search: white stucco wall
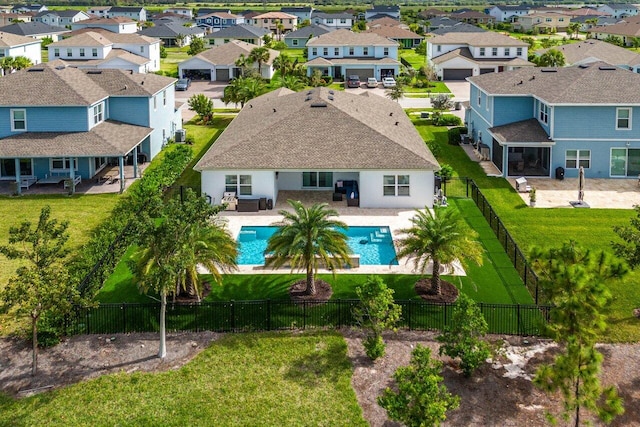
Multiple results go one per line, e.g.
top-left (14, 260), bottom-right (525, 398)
top-left (7, 42), bottom-right (42, 65)
top-left (359, 170), bottom-right (434, 209)
top-left (201, 170), bottom-right (277, 205)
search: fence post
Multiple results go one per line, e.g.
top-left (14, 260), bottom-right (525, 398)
top-left (535, 281), bottom-right (539, 305)
top-left (230, 300), bottom-right (235, 332)
top-left (517, 304), bottom-right (521, 335)
top-left (121, 303), bottom-right (126, 333)
top-left (407, 300), bottom-right (412, 330)
top-left (443, 303), bottom-right (448, 327)
top-left (267, 299), bottom-right (271, 331)
top-left (303, 301), bottom-right (307, 330)
top-left (337, 299), bottom-right (341, 329)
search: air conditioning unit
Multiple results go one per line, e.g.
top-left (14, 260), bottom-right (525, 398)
top-left (175, 129), bottom-right (186, 143)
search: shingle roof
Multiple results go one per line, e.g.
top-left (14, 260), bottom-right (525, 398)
top-left (0, 21), bottom-right (69, 36)
top-left (603, 3), bottom-right (638, 11)
top-left (49, 31), bottom-right (113, 47)
top-left (489, 119), bottom-right (552, 144)
top-left (138, 22), bottom-right (204, 37)
top-left (35, 9), bottom-right (85, 18)
top-left (307, 57), bottom-right (400, 66)
top-left (76, 17), bottom-right (136, 25)
top-left (588, 20), bottom-right (640, 37)
top-left (62, 48), bottom-right (151, 67)
top-left (198, 12), bottom-right (239, 20)
top-left (432, 47), bottom-right (533, 67)
top-left (0, 120), bottom-right (152, 158)
top-left (284, 24), bottom-right (331, 39)
top-left (281, 7), bottom-right (313, 12)
top-left (365, 25), bottom-right (423, 40)
top-left (307, 28), bottom-right (398, 46)
top-left (536, 39), bottom-right (640, 67)
top-left (253, 11), bottom-right (296, 19)
top-left (0, 31), bottom-right (40, 47)
top-left (187, 40), bottom-right (279, 66)
top-left (67, 28), bottom-right (159, 45)
top-left (469, 62), bottom-right (640, 104)
top-left (205, 23), bottom-right (270, 39)
top-left (109, 6), bottom-right (145, 13)
top-left (313, 12), bottom-right (353, 19)
top-left (429, 31), bottom-right (527, 47)
top-left (493, 5), bottom-right (531, 11)
top-left (429, 22), bottom-right (486, 35)
top-left (368, 17), bottom-right (408, 28)
top-left (195, 87), bottom-right (438, 171)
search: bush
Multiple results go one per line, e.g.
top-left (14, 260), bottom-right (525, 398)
top-left (270, 41), bottom-right (287, 50)
top-left (413, 79), bottom-right (424, 88)
top-left (447, 126), bottom-right (467, 144)
top-left (363, 335), bottom-right (386, 360)
top-left (434, 114), bottom-right (463, 127)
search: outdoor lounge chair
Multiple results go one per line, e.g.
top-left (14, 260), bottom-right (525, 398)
top-left (515, 177), bottom-right (531, 193)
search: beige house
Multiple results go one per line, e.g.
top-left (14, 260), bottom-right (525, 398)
top-left (588, 17), bottom-right (640, 46)
top-left (513, 12), bottom-right (571, 32)
top-left (252, 12), bottom-right (297, 34)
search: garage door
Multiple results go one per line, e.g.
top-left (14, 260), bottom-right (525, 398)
top-left (443, 68), bottom-right (473, 80)
top-left (215, 68), bottom-right (230, 82)
top-left (479, 68), bottom-right (495, 74)
top-left (345, 68), bottom-right (374, 79)
top-left (183, 69), bottom-right (211, 80)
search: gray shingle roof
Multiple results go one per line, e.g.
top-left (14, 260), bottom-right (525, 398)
top-left (284, 24), bottom-right (331, 40)
top-left (0, 31), bottom-right (40, 47)
top-left (432, 47), bottom-right (533, 67)
top-left (313, 12), bottom-right (353, 19)
top-left (195, 88), bottom-right (438, 171)
top-left (365, 25), bottom-right (423, 40)
top-left (429, 22), bottom-right (486, 35)
top-left (138, 22), bottom-right (204, 37)
top-left (0, 120), bottom-right (152, 157)
top-left (429, 31), bottom-right (527, 47)
top-left (468, 62), bottom-right (640, 104)
top-left (489, 119), bottom-right (552, 144)
top-left (205, 23), bottom-right (269, 39)
top-left (187, 40), bottom-right (279, 66)
top-left (307, 29), bottom-right (398, 47)
top-left (0, 21), bottom-right (69, 36)
top-left (536, 39), bottom-right (640, 67)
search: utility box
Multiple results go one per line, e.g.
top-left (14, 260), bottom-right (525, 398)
top-left (175, 129), bottom-right (187, 143)
top-left (555, 166), bottom-right (565, 180)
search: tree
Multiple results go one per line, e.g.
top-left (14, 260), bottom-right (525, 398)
top-left (248, 46), bottom-right (271, 77)
top-left (274, 19), bottom-right (285, 40)
top-left (537, 49), bottom-right (565, 67)
top-left (234, 53), bottom-right (252, 77)
top-left (309, 69), bottom-right (325, 87)
top-left (0, 56), bottom-right (33, 76)
top-left (568, 22), bottom-right (581, 39)
top-left (41, 36), bottom-right (53, 48)
top-left (378, 345), bottom-right (460, 427)
top-left (160, 45), bottom-right (167, 58)
top-left (175, 33), bottom-right (187, 48)
top-left (0, 206), bottom-right (79, 376)
top-left (415, 40), bottom-right (427, 55)
top-left (395, 206), bottom-right (483, 295)
top-left (130, 192), bottom-right (237, 358)
top-left (223, 76), bottom-right (267, 107)
top-left (187, 93), bottom-right (213, 123)
top-left (272, 53), bottom-right (293, 76)
top-left (386, 82), bottom-right (405, 102)
top-left (585, 18), bottom-right (598, 32)
top-left (529, 242), bottom-right (627, 426)
top-left (612, 205), bottom-right (640, 268)
top-left (437, 293), bottom-right (491, 377)
top-left (276, 74), bottom-right (305, 91)
top-left (187, 37), bottom-right (206, 56)
top-left (298, 19), bottom-right (311, 28)
top-left (354, 276), bottom-right (402, 360)
top-left (430, 94), bottom-right (453, 111)
top-left (265, 200), bottom-right (352, 296)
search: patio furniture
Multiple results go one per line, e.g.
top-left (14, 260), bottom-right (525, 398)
top-left (221, 192), bottom-right (238, 211)
top-left (237, 198), bottom-right (259, 212)
top-left (20, 176), bottom-right (37, 189)
top-left (332, 192), bottom-right (343, 201)
top-left (37, 175), bottom-right (66, 185)
top-left (63, 176), bottom-right (82, 189)
top-left (259, 197), bottom-right (267, 210)
top-left (515, 177), bottom-right (531, 193)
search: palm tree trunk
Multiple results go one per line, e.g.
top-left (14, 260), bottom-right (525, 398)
top-left (31, 313), bottom-right (38, 376)
top-left (432, 258), bottom-right (441, 295)
top-left (306, 265), bottom-right (315, 296)
top-left (158, 290), bottom-right (167, 358)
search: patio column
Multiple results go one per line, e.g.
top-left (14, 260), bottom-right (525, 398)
top-left (119, 156), bottom-right (125, 194)
top-left (14, 158), bottom-right (21, 196)
top-left (69, 163), bottom-right (76, 195)
top-left (133, 146), bottom-right (139, 179)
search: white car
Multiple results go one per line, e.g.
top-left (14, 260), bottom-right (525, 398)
top-left (366, 77), bottom-right (378, 88)
top-left (382, 77), bottom-right (396, 88)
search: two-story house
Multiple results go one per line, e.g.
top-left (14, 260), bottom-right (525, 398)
top-left (281, 6), bottom-right (313, 23)
top-left (306, 29), bottom-right (399, 80)
top-left (163, 8), bottom-right (193, 20)
top-left (33, 10), bottom-right (90, 28)
top-left (487, 5), bottom-right (532, 22)
top-left (535, 39), bottom-right (640, 73)
top-left (365, 5), bottom-right (400, 21)
top-left (86, 6), bottom-right (111, 18)
top-left (428, 31), bottom-right (532, 80)
top-left (11, 4), bottom-right (47, 14)
top-left (195, 12), bottom-right (244, 32)
top-left (597, 3), bottom-right (639, 19)
top-left (365, 24), bottom-right (423, 48)
top-left (252, 12), bottom-right (298, 34)
top-left (284, 24), bottom-right (331, 49)
top-left (72, 17), bottom-right (139, 34)
top-left (0, 61), bottom-right (181, 193)
top-left (0, 13), bottom-right (32, 26)
top-left (48, 30), bottom-right (161, 72)
top-left (588, 18), bottom-right (640, 46)
top-left (513, 12), bottom-right (571, 32)
top-left (138, 22), bottom-right (204, 47)
top-left (108, 7), bottom-right (147, 22)
top-left (206, 24), bottom-right (270, 46)
top-left (311, 12), bottom-right (354, 29)
top-left (0, 31), bottom-right (42, 71)
top-left (466, 64), bottom-right (640, 179)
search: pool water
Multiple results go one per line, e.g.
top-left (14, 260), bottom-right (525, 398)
top-left (237, 226), bottom-right (399, 266)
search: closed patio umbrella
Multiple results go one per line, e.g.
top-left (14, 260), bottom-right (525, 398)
top-left (578, 166), bottom-right (585, 203)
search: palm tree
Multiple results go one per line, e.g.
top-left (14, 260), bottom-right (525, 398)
top-left (386, 82), bottom-right (405, 102)
top-left (0, 56), bottom-right (32, 76)
top-left (537, 49), bottom-right (565, 67)
top-left (568, 22), bottom-right (581, 40)
top-left (237, 77), bottom-right (267, 105)
top-left (395, 206), bottom-right (483, 295)
top-left (235, 53), bottom-right (251, 77)
top-left (249, 46), bottom-right (271, 77)
top-left (276, 74), bottom-right (305, 91)
top-left (265, 200), bottom-right (352, 296)
top-left (273, 53), bottom-right (293, 76)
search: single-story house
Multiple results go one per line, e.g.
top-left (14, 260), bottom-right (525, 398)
top-left (195, 88), bottom-right (439, 209)
top-left (205, 24), bottom-right (270, 46)
top-left (0, 21), bottom-right (69, 41)
top-left (138, 22), bottom-right (204, 47)
top-left (535, 39), bottom-right (640, 72)
top-left (283, 24), bottom-right (332, 48)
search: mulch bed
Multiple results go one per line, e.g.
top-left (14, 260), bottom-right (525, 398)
top-left (414, 278), bottom-right (459, 303)
top-left (289, 279), bottom-right (333, 305)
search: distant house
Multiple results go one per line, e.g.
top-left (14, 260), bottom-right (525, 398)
top-left (452, 11), bottom-right (495, 25)
top-left (311, 12), bottom-right (354, 29)
top-left (467, 63), bottom-right (640, 179)
top-left (195, 88), bottom-right (439, 209)
top-left (513, 12), bottom-right (571, 32)
top-left (11, 4), bottom-right (47, 14)
top-left (178, 40), bottom-right (279, 81)
top-left (364, 5), bottom-right (400, 21)
top-left (206, 24), bottom-right (270, 46)
top-left (429, 22), bottom-right (486, 35)
top-left (487, 5), bottom-right (532, 22)
top-left (0, 21), bottom-right (69, 41)
top-left (536, 39), bottom-right (640, 72)
top-left (195, 12), bottom-right (244, 32)
top-left (418, 8), bottom-right (450, 20)
top-left (588, 18), bottom-right (640, 46)
top-left (571, 15), bottom-right (619, 31)
top-left (86, 6), bottom-right (111, 19)
top-left (197, 8), bottom-right (232, 17)
top-left (425, 17), bottom-right (462, 32)
top-left (368, 16), bottom-right (410, 29)
top-left (284, 24), bottom-right (331, 49)
top-left (251, 12), bottom-right (298, 34)
top-left (597, 3), bottom-right (638, 19)
top-left (0, 13), bottom-right (32, 27)
top-left (365, 25), bottom-right (423, 48)
top-left (0, 31), bottom-right (42, 70)
top-left (33, 10), bottom-right (90, 27)
top-left (138, 22), bottom-right (204, 47)
top-left (306, 29), bottom-right (400, 80)
top-left (72, 17), bottom-right (138, 34)
top-left (163, 8), bottom-right (193, 20)
top-left (108, 6), bottom-right (147, 22)
top-left (428, 31), bottom-right (532, 80)
top-left (0, 61), bottom-right (181, 192)
top-left (281, 6), bottom-right (313, 23)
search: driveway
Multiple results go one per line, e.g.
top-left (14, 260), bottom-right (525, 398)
top-left (444, 80), bottom-right (470, 102)
top-left (175, 80), bottom-right (227, 103)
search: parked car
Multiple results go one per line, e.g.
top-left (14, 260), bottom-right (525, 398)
top-left (176, 78), bottom-right (191, 91)
top-left (347, 75), bottom-right (361, 88)
top-left (382, 77), bottom-right (396, 88)
top-left (366, 77), bottom-right (378, 88)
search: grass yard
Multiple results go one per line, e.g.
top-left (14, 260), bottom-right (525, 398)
top-left (398, 49), bottom-right (425, 69)
top-left (160, 46), bottom-right (190, 77)
top-left (404, 81), bottom-right (450, 94)
top-left (279, 48), bottom-right (307, 62)
top-left (0, 332), bottom-right (366, 426)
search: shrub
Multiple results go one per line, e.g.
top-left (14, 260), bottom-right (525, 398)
top-left (363, 335), bottom-right (386, 360)
top-left (434, 114), bottom-right (462, 127)
top-left (270, 41), bottom-right (287, 50)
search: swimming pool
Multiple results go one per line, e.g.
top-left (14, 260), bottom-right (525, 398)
top-left (237, 226), bottom-right (399, 266)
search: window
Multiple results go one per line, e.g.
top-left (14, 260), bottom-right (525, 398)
top-left (479, 47), bottom-right (485, 56)
top-left (545, 17), bottom-right (552, 22)
top-left (617, 107), bottom-right (631, 129)
top-left (312, 47), bottom-right (317, 56)
top-left (383, 175), bottom-right (410, 196)
top-left (66, 48), bottom-right (72, 57)
top-left (0, 49), bottom-right (4, 58)
top-left (477, 93), bottom-right (481, 107)
top-left (54, 48), bottom-right (60, 57)
top-left (327, 18), bottom-right (333, 24)
top-left (566, 150), bottom-right (590, 169)
top-left (302, 172), bottom-right (333, 188)
top-left (92, 48), bottom-right (98, 57)
top-left (517, 47), bottom-right (523, 56)
top-left (140, 46), bottom-right (144, 53)
top-left (334, 47), bottom-right (339, 55)
top-left (323, 47), bottom-right (328, 56)
top-left (363, 47), bottom-right (369, 55)
top-left (263, 19), bottom-right (268, 23)
top-left (292, 39), bottom-right (298, 46)
top-left (383, 47), bottom-right (389, 56)
top-left (539, 102), bottom-right (549, 124)
top-left (79, 48), bottom-right (85, 57)
top-left (340, 18), bottom-right (346, 23)
top-left (163, 90), bottom-right (166, 106)
top-left (349, 47), bottom-right (354, 56)
top-left (504, 48), bottom-right (510, 56)
top-left (10, 109), bottom-right (26, 131)
top-left (225, 174), bottom-right (252, 195)
top-left (492, 47), bottom-right (498, 56)
top-left (153, 95), bottom-right (157, 110)
top-left (51, 158), bottom-right (77, 171)
top-left (437, 45), bottom-right (441, 52)
top-left (92, 103), bottom-right (103, 125)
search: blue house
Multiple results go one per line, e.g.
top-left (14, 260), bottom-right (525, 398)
top-left (466, 63), bottom-right (640, 179)
top-left (0, 61), bottom-right (181, 193)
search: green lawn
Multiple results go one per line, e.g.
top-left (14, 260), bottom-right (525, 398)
top-left (405, 81), bottom-right (450, 94)
top-left (160, 46), bottom-right (190, 77)
top-left (279, 48), bottom-right (306, 62)
top-left (0, 332), bottom-right (366, 426)
top-left (398, 49), bottom-right (426, 69)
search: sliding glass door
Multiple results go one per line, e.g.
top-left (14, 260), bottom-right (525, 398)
top-left (0, 158), bottom-right (33, 178)
top-left (610, 148), bottom-right (640, 177)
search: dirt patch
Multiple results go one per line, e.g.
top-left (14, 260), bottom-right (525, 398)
top-left (415, 278), bottom-right (459, 303)
top-left (289, 279), bottom-right (333, 303)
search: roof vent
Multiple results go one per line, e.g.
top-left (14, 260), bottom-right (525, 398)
top-left (305, 96), bottom-right (312, 101)
top-left (328, 90), bottom-right (334, 95)
top-left (311, 102), bottom-right (327, 108)
top-left (28, 67), bottom-right (44, 72)
top-left (530, 75), bottom-right (535, 80)
top-left (395, 121), bottom-right (399, 126)
top-left (328, 95), bottom-right (334, 101)
top-left (598, 65), bottom-right (616, 70)
top-left (273, 108), bottom-right (277, 113)
top-left (579, 64), bottom-right (590, 68)
top-left (87, 70), bottom-right (102, 74)
top-left (541, 68), bottom-right (557, 72)
top-left (55, 64), bottom-right (66, 70)
top-left (517, 80), bottom-right (523, 85)
top-left (389, 112), bottom-right (393, 116)
top-left (307, 90), bottom-right (313, 95)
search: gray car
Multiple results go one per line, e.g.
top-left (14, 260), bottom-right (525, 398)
top-left (176, 78), bottom-right (191, 91)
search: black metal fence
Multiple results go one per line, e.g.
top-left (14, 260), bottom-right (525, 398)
top-left (67, 300), bottom-right (551, 337)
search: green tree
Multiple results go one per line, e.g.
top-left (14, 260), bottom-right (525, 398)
top-left (298, 19), bottom-right (311, 28)
top-left (223, 76), bottom-right (267, 107)
top-left (568, 22), bottom-right (581, 39)
top-left (41, 36), bottom-right (53, 48)
top-left (272, 53), bottom-right (293, 76)
top-left (415, 40), bottom-right (427, 55)
top-left (385, 82), bottom-right (405, 102)
top-left (537, 49), bottom-right (565, 67)
top-left (187, 36), bottom-right (206, 55)
top-left (437, 293), bottom-right (491, 377)
top-left (0, 56), bottom-right (33, 75)
top-left (395, 206), bottom-right (483, 296)
top-left (265, 200), bottom-right (352, 296)
top-left (249, 46), bottom-right (271, 76)
top-left (276, 74), bottom-right (305, 91)
top-left (612, 205), bottom-right (640, 267)
top-left (309, 69), bottom-right (325, 87)
top-left (530, 242), bottom-right (627, 426)
top-left (187, 93), bottom-right (213, 123)
top-left (175, 33), bottom-right (187, 48)
top-left (430, 94), bottom-right (453, 112)
top-left (378, 345), bottom-right (460, 427)
top-left (354, 276), bottom-right (402, 360)
top-left (0, 206), bottom-right (79, 375)
top-left (160, 45), bottom-right (167, 58)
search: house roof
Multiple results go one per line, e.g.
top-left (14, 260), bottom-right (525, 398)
top-left (429, 31), bottom-right (527, 47)
top-left (371, 6), bottom-right (400, 12)
top-left (429, 22), bottom-right (486, 35)
top-left (368, 16), bottom-right (408, 28)
top-left (570, 7), bottom-right (609, 16)
top-left (0, 61), bottom-right (174, 106)
top-left (489, 119), bottom-right (552, 144)
top-left (76, 17), bottom-right (137, 25)
top-left (469, 62), bottom-right (640, 104)
top-left (138, 22), bottom-right (204, 37)
top-left (66, 28), bottom-right (159, 45)
top-left (536, 39), bottom-right (640, 67)
top-left (61, 48), bottom-right (151, 67)
top-left (187, 40), bottom-right (279, 66)
top-left (0, 21), bottom-right (69, 36)
top-left (284, 24), bottom-right (331, 39)
top-left (432, 47), bottom-right (533, 66)
top-left (367, 14), bottom-right (397, 21)
top-left (601, 3), bottom-right (638, 11)
top-left (492, 5), bottom-right (531, 12)
top-left (49, 31), bottom-right (113, 47)
top-left (313, 12), bottom-right (353, 19)
top-left (0, 31), bottom-right (40, 47)
top-left (198, 12), bottom-right (240, 20)
top-left (306, 57), bottom-right (400, 66)
top-left (195, 87), bottom-right (438, 171)
top-left (571, 16), bottom-right (618, 25)
top-left (588, 20), bottom-right (640, 37)
top-left (365, 25), bottom-right (423, 40)
top-left (0, 120), bottom-right (152, 158)
top-left (253, 12), bottom-right (297, 20)
top-left (453, 11), bottom-right (493, 19)
top-left (35, 9), bottom-right (86, 18)
top-left (307, 29), bottom-right (398, 46)
top-left (109, 7), bottom-right (145, 13)
top-left (281, 7), bottom-right (313, 13)
top-left (205, 23), bottom-right (270, 39)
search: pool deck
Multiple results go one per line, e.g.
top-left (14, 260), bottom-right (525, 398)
top-left (219, 204), bottom-right (465, 276)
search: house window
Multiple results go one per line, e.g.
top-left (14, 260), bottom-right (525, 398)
top-left (323, 47), bottom-right (328, 56)
top-left (225, 174), bottom-right (252, 195)
top-left (334, 47), bottom-right (339, 56)
top-left (51, 158), bottom-right (78, 171)
top-left (54, 48), bottom-right (59, 57)
top-left (163, 90), bottom-right (167, 106)
top-left (312, 47), bottom-right (317, 56)
top-left (79, 48), bottom-right (85, 57)
top-left (384, 47), bottom-right (389, 56)
top-left (326, 18), bottom-right (333, 24)
top-left (263, 19), bottom-right (268, 23)
top-left (153, 95), bottom-right (157, 111)
top-left (10, 109), bottom-right (26, 131)
top-left (437, 45), bottom-right (441, 52)
top-left (140, 46), bottom-right (144, 53)
top-left (92, 48), bottom-right (98, 57)
top-left (504, 48), bottom-right (510, 56)
top-left (340, 18), bottom-right (346, 23)
top-left (492, 47), bottom-right (498, 56)
top-left (92, 103), bottom-right (104, 125)
top-left (477, 93), bottom-right (481, 107)
top-left (0, 49), bottom-right (4, 58)
top-left (349, 47), bottom-right (354, 56)
top-left (539, 102), bottom-right (549, 124)
top-left (383, 175), bottom-right (410, 196)
top-left (302, 171), bottom-right (333, 188)
top-left (545, 18), bottom-right (552, 22)
top-left (617, 107), bottom-right (631, 129)
top-left (479, 47), bottom-right (485, 56)
top-left (66, 48), bottom-right (72, 57)
top-left (292, 39), bottom-right (298, 46)
top-left (517, 47), bottom-right (523, 56)
top-left (565, 150), bottom-right (590, 169)
top-left (363, 47), bottom-right (369, 55)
